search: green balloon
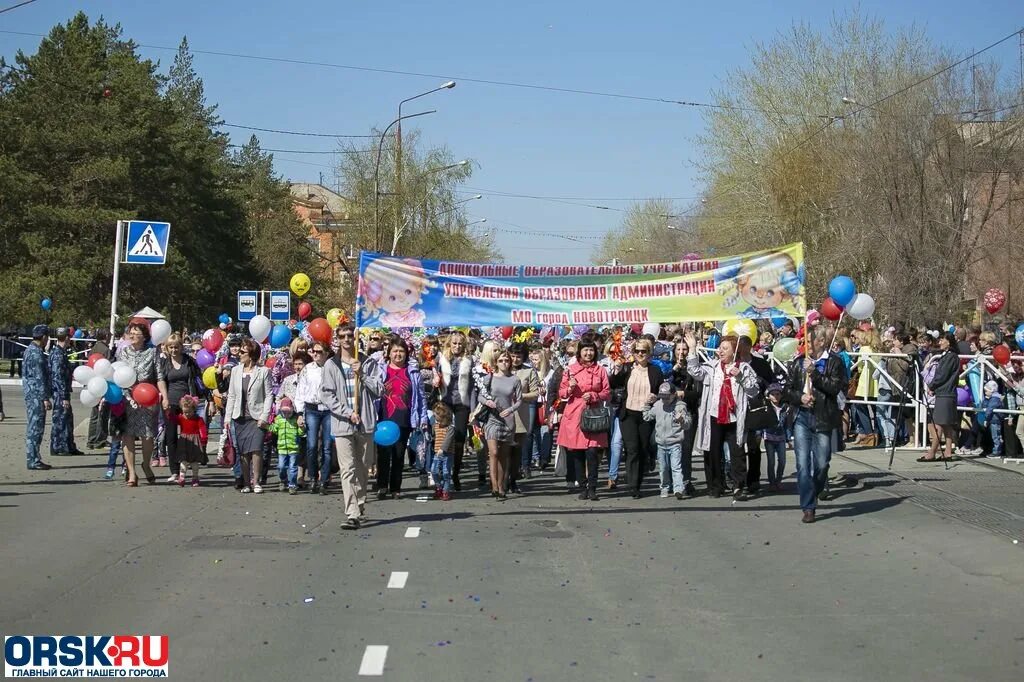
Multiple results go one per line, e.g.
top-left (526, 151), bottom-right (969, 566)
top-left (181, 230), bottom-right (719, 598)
top-left (772, 337), bottom-right (799, 364)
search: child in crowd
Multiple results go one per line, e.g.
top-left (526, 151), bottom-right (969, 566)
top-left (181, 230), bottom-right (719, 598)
top-left (268, 397), bottom-right (304, 494)
top-left (175, 395), bottom-right (208, 487)
top-left (431, 402), bottom-right (455, 501)
top-left (643, 381), bottom-right (691, 500)
top-left (980, 380), bottom-right (1004, 459)
top-left (763, 383), bottom-right (788, 491)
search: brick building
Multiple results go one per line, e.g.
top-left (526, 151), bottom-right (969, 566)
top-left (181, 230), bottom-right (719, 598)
top-left (289, 183), bottom-right (355, 282)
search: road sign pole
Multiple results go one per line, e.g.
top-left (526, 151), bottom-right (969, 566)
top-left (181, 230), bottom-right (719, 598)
top-left (109, 220), bottom-right (124, 336)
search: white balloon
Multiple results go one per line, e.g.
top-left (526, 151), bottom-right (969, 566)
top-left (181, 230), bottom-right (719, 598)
top-left (641, 322), bottom-right (662, 338)
top-left (113, 365), bottom-right (137, 389)
top-left (73, 365), bottom-right (95, 384)
top-left (150, 319), bottom-right (172, 345)
top-left (87, 376), bottom-right (108, 397)
top-left (846, 293), bottom-right (876, 320)
top-left (249, 314), bottom-right (272, 343)
top-left (93, 358), bottom-right (114, 379)
top-left (79, 390), bottom-right (101, 408)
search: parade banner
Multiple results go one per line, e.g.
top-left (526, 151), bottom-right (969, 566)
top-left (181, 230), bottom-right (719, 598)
top-left (356, 243), bottom-right (805, 328)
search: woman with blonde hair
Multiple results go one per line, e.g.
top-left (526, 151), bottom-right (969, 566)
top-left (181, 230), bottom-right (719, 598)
top-left (851, 329), bottom-right (880, 446)
top-left (610, 338), bottom-right (664, 498)
top-left (435, 330), bottom-right (476, 490)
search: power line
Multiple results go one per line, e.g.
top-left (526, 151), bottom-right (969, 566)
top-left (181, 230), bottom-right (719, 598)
top-left (0, 0), bottom-right (39, 15)
top-left (0, 28), bottom-right (807, 114)
top-left (224, 144), bottom-right (372, 154)
top-left (460, 186), bottom-right (698, 201)
top-left (221, 122), bottom-right (375, 138)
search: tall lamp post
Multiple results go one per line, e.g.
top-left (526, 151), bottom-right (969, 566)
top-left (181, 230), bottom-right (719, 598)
top-left (394, 81), bottom-right (456, 252)
top-left (374, 110), bottom-right (436, 251)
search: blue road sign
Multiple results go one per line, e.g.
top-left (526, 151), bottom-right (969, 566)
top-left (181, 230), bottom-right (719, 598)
top-left (269, 291), bottom-right (291, 321)
top-left (123, 220), bottom-right (171, 265)
top-left (237, 290), bottom-right (258, 322)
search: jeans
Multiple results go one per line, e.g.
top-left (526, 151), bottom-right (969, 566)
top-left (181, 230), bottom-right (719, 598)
top-left (793, 410), bottom-right (833, 511)
top-left (533, 424), bottom-right (552, 467)
top-left (431, 452), bottom-right (452, 493)
top-left (277, 452), bottom-right (299, 488)
top-left (989, 418), bottom-right (1003, 455)
top-left (656, 443), bottom-right (684, 493)
top-left (519, 403), bottom-right (537, 470)
top-left (877, 389), bottom-right (896, 442)
top-left (608, 415), bottom-right (623, 482)
top-left (852, 402), bottom-right (873, 435)
top-left (304, 408), bottom-right (332, 484)
top-left (106, 438), bottom-right (123, 469)
top-left (764, 440), bottom-right (786, 485)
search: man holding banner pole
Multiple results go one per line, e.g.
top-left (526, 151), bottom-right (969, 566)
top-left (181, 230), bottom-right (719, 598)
top-left (322, 323), bottom-right (382, 530)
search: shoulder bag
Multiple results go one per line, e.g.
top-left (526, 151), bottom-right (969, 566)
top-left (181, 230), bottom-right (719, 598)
top-left (577, 367), bottom-right (611, 434)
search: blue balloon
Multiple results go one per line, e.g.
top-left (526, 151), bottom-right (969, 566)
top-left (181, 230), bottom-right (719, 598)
top-left (374, 420), bottom-right (400, 447)
top-left (1015, 323), bottom-right (1024, 346)
top-left (40, 298), bottom-right (52, 311)
top-left (705, 333), bottom-right (720, 350)
top-left (294, 320), bottom-right (305, 331)
top-left (828, 276), bottom-right (857, 308)
top-left (73, 329), bottom-right (84, 338)
top-left (268, 323), bottom-right (292, 348)
top-left (219, 313), bottom-right (230, 325)
top-left (771, 316), bottom-right (788, 329)
top-left (104, 381), bottom-right (124, 405)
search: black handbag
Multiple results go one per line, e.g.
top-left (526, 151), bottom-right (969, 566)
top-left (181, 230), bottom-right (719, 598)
top-left (745, 393), bottom-right (779, 431)
top-left (581, 405), bottom-right (611, 434)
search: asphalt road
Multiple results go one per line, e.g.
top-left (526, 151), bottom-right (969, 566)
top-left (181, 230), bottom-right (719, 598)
top-left (1, 392), bottom-right (1023, 681)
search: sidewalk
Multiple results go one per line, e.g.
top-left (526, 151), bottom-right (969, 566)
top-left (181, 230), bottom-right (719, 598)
top-left (835, 444), bottom-right (1024, 543)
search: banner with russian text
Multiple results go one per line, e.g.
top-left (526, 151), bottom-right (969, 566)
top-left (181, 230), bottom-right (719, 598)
top-left (356, 243), bottom-right (805, 328)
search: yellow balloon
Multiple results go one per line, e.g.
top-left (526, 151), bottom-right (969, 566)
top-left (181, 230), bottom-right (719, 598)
top-left (290, 272), bottom-right (311, 297)
top-left (202, 366), bottom-right (218, 390)
top-left (723, 319), bottom-right (757, 344)
top-left (326, 308), bottom-right (344, 328)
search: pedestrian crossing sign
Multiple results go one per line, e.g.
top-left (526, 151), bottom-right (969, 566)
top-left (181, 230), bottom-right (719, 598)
top-left (123, 220), bottom-right (171, 265)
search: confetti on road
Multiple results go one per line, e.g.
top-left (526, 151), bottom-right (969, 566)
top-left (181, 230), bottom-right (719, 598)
top-left (304, 597), bottom-right (315, 603)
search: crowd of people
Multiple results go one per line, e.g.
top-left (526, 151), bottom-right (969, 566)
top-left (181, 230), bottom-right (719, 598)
top-left (13, 315), bottom-right (1024, 527)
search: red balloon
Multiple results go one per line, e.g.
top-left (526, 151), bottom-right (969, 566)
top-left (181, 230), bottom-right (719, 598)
top-left (297, 301), bottom-right (312, 321)
top-left (983, 287), bottom-right (1006, 314)
top-left (500, 326), bottom-right (514, 340)
top-left (993, 344), bottom-right (1011, 365)
top-left (820, 297), bottom-right (844, 321)
top-left (202, 328), bottom-right (224, 354)
top-left (307, 318), bottom-right (332, 345)
top-left (265, 356), bottom-right (278, 369)
top-left (87, 353), bottom-right (104, 368)
top-left (132, 382), bottom-right (159, 407)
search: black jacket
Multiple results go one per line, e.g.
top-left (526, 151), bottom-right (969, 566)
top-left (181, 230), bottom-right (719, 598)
top-left (784, 352), bottom-right (846, 433)
top-left (928, 350), bottom-right (959, 396)
top-left (609, 362), bottom-right (664, 418)
top-left (670, 365), bottom-right (703, 413)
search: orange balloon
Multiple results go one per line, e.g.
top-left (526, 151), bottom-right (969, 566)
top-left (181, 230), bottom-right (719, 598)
top-left (307, 318), bottom-right (332, 345)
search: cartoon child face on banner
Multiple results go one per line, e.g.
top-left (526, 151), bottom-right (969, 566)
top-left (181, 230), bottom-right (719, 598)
top-left (358, 257), bottom-right (430, 327)
top-left (720, 252), bottom-right (805, 319)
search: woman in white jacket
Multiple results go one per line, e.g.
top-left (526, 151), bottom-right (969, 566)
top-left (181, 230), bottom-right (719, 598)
top-left (435, 331), bottom-right (477, 491)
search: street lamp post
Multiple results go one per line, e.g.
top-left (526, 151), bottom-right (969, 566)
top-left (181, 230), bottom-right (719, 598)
top-left (394, 81), bottom-right (456, 254)
top-left (374, 110), bottom-right (436, 252)
top-left (391, 161), bottom-right (472, 255)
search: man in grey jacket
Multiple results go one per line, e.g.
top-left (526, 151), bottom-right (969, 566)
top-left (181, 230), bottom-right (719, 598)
top-left (322, 323), bottom-right (383, 530)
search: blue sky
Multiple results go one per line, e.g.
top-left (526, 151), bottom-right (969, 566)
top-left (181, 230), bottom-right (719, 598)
top-left (2, 0), bottom-right (1021, 265)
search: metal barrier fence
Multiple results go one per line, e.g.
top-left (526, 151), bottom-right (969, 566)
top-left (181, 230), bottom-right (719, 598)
top-left (696, 347), bottom-right (1024, 456)
top-left (2, 336), bottom-right (99, 377)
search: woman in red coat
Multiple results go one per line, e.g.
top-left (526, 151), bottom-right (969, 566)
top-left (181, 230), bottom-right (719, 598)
top-left (557, 340), bottom-right (611, 500)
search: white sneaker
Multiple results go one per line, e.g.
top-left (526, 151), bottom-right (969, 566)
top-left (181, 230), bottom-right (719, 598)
top-left (660, 489), bottom-right (669, 498)
top-left (253, 485), bottom-right (263, 494)
top-left (241, 486), bottom-right (252, 494)
top-left (427, 473), bottom-right (435, 486)
top-left (166, 474), bottom-right (178, 483)
top-left (971, 447), bottom-right (984, 456)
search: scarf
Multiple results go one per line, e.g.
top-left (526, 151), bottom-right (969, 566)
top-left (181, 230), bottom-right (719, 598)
top-left (717, 361), bottom-right (737, 422)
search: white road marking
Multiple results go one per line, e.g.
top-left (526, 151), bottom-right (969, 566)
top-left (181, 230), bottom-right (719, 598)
top-left (404, 526), bottom-right (421, 538)
top-left (358, 645), bottom-right (388, 676)
top-left (387, 571), bottom-right (409, 589)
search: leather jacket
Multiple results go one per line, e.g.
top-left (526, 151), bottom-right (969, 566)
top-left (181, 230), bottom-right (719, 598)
top-left (784, 352), bottom-right (846, 433)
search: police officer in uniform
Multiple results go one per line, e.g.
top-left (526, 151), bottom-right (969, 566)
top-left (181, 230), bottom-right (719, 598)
top-left (23, 324), bottom-right (53, 470)
top-left (49, 327), bottom-right (84, 456)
